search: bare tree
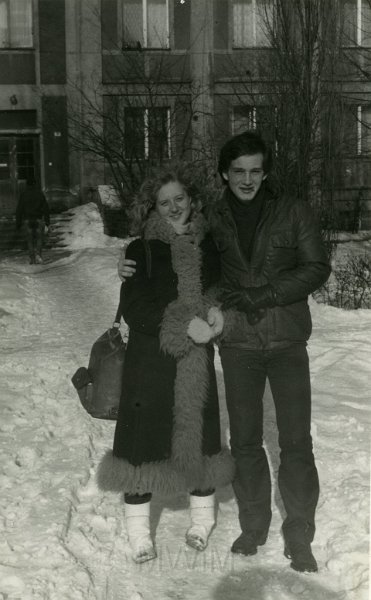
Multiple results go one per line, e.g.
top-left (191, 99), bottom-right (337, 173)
top-left (50, 3), bottom-right (221, 211)
top-left (65, 68), bottom-right (195, 202)
top-left (214, 0), bottom-right (370, 242)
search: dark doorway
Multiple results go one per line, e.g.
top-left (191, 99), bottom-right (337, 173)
top-left (0, 135), bottom-right (40, 215)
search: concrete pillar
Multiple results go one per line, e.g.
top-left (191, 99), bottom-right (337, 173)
top-left (189, 0), bottom-right (214, 162)
top-left (65, 0), bottom-right (104, 197)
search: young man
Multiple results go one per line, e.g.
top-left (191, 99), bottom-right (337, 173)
top-left (16, 177), bottom-right (50, 264)
top-left (119, 132), bottom-right (331, 572)
top-left (209, 131), bottom-right (330, 573)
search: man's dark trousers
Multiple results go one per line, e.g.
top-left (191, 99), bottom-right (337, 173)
top-left (220, 342), bottom-right (319, 544)
top-left (25, 218), bottom-right (44, 261)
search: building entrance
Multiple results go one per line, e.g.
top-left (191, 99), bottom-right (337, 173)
top-left (0, 136), bottom-right (40, 216)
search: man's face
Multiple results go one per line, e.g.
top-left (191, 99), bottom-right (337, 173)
top-left (223, 153), bottom-right (267, 203)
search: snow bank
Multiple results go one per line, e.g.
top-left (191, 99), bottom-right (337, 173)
top-left (0, 210), bottom-right (369, 599)
top-left (59, 202), bottom-right (124, 250)
top-left (98, 185), bottom-right (122, 209)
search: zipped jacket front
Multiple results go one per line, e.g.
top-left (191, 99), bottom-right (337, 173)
top-left (208, 187), bottom-right (331, 349)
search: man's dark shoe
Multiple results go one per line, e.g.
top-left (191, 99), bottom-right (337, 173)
top-left (231, 532), bottom-right (266, 556)
top-left (284, 541), bottom-right (318, 573)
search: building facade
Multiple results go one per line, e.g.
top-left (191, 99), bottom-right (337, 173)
top-left (0, 0), bottom-right (370, 228)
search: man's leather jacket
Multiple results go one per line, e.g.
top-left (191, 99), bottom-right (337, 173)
top-left (208, 187), bottom-right (331, 350)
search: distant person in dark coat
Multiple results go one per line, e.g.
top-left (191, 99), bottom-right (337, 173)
top-left (16, 178), bottom-right (50, 264)
top-left (97, 163), bottom-right (234, 564)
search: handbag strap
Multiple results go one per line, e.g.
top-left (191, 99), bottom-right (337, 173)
top-left (113, 239), bottom-right (152, 325)
top-left (113, 304), bottom-right (122, 326)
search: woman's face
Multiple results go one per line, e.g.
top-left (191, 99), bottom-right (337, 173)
top-left (155, 180), bottom-right (192, 227)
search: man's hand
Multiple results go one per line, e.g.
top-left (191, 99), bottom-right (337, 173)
top-left (187, 317), bottom-right (214, 344)
top-left (220, 283), bottom-right (276, 313)
top-left (207, 306), bottom-right (224, 337)
top-left (118, 246), bottom-right (137, 282)
top-left (118, 259), bottom-right (137, 282)
top-left (246, 309), bottom-right (266, 326)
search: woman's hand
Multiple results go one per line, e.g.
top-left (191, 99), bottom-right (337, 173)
top-left (187, 317), bottom-right (214, 344)
top-left (118, 246), bottom-right (137, 282)
top-left (207, 306), bottom-right (224, 337)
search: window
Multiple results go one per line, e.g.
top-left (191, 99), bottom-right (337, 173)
top-left (0, 138), bottom-right (10, 180)
top-left (341, 0), bottom-right (371, 46)
top-left (0, 110), bottom-right (37, 129)
top-left (17, 138), bottom-right (35, 182)
top-left (233, 105), bottom-right (258, 134)
top-left (0, 0), bottom-right (33, 48)
top-left (358, 105), bottom-right (371, 154)
top-left (232, 104), bottom-right (277, 148)
top-left (342, 104), bottom-right (371, 154)
top-left (121, 0), bottom-right (169, 49)
top-left (0, 136), bottom-right (38, 183)
top-left (124, 107), bottom-right (170, 159)
top-left (232, 0), bottom-right (273, 48)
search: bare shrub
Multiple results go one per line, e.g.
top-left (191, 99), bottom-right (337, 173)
top-left (314, 254), bottom-right (371, 309)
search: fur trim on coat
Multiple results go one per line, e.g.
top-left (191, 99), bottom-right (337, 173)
top-left (97, 448), bottom-right (235, 496)
top-left (151, 213), bottom-right (221, 485)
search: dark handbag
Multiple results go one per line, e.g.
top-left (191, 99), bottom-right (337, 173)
top-left (71, 240), bottom-right (151, 420)
top-left (71, 305), bottom-right (126, 419)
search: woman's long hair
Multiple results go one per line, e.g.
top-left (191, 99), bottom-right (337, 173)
top-left (128, 162), bottom-right (204, 236)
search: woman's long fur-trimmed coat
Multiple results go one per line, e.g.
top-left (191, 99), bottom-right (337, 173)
top-left (97, 213), bottom-right (234, 496)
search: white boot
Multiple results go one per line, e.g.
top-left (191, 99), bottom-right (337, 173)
top-left (125, 501), bottom-right (156, 564)
top-left (186, 493), bottom-right (216, 551)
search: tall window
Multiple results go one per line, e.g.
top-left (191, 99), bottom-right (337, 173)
top-left (121, 0), bottom-right (169, 49)
top-left (232, 105), bottom-right (277, 148)
top-left (360, 105), bottom-right (371, 153)
top-left (341, 0), bottom-right (371, 46)
top-left (124, 107), bottom-right (171, 159)
top-left (233, 106), bottom-right (258, 134)
top-left (0, 0), bottom-right (33, 48)
top-left (342, 104), bottom-right (371, 154)
top-left (233, 0), bottom-right (273, 48)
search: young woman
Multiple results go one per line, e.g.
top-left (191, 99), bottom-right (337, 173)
top-left (97, 164), bottom-right (234, 564)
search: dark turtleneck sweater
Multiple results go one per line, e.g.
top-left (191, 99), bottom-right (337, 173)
top-left (226, 183), bottom-right (267, 262)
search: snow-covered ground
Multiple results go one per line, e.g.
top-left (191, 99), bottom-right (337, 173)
top-left (0, 203), bottom-right (369, 600)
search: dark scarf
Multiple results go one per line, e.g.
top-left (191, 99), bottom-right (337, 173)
top-left (227, 182), bottom-right (267, 262)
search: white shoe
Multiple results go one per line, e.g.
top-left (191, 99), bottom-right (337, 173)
top-left (125, 501), bottom-right (156, 564)
top-left (186, 493), bottom-right (215, 551)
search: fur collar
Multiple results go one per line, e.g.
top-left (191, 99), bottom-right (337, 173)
top-left (144, 211), bottom-right (209, 311)
top-left (144, 210), bottom-right (209, 246)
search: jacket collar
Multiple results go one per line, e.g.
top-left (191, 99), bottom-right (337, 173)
top-left (215, 181), bottom-right (276, 217)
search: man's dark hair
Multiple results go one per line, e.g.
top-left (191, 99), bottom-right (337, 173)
top-left (218, 130), bottom-right (273, 182)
